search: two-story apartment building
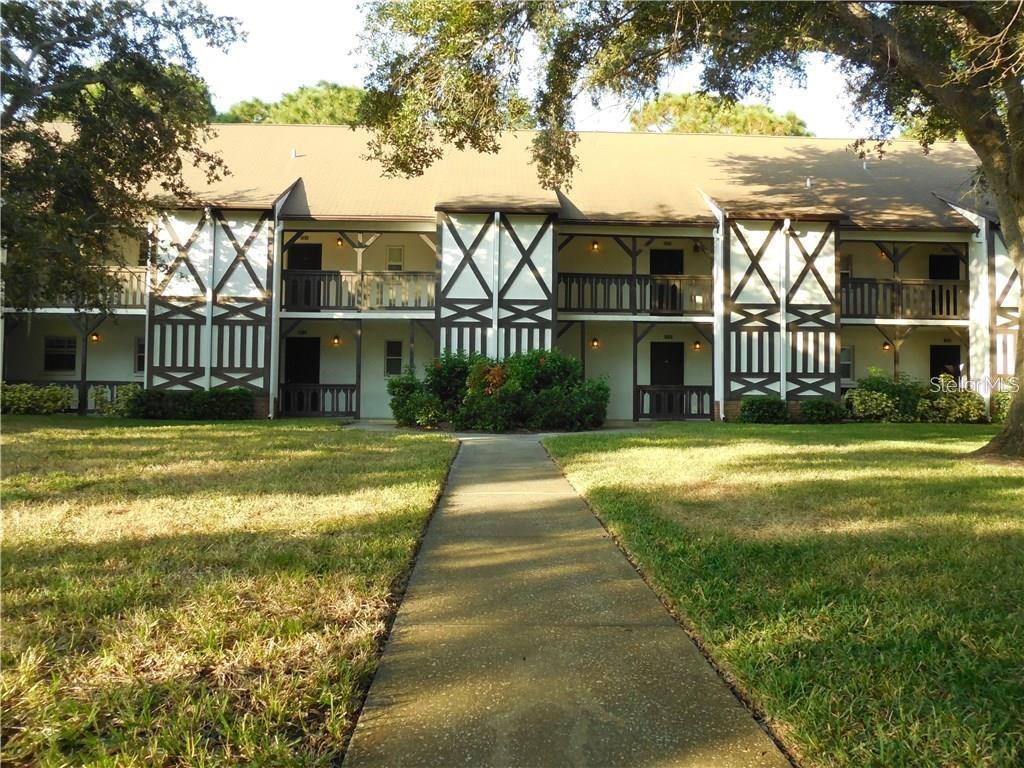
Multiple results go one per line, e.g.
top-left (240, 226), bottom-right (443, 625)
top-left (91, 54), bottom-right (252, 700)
top-left (2, 126), bottom-right (1019, 421)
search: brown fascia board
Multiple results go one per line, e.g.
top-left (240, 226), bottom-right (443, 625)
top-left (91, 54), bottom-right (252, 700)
top-left (434, 202), bottom-right (562, 214)
top-left (838, 220), bottom-right (978, 233)
top-left (559, 215), bottom-right (717, 227)
top-left (280, 213), bottom-right (437, 222)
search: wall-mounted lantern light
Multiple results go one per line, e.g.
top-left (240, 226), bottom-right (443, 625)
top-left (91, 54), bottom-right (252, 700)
top-left (590, 240), bottom-right (600, 253)
top-left (89, 332), bottom-right (101, 343)
top-left (331, 335), bottom-right (342, 347)
top-left (590, 337), bottom-right (600, 349)
top-left (882, 341), bottom-right (892, 351)
top-left (336, 235), bottom-right (345, 247)
top-left (692, 340), bottom-right (702, 352)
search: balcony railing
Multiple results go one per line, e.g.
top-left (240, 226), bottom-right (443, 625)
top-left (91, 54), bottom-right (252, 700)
top-left (33, 267), bottom-right (147, 309)
top-left (841, 277), bottom-right (968, 320)
top-left (279, 383), bottom-right (358, 417)
top-left (282, 270), bottom-right (436, 312)
top-left (558, 273), bottom-right (713, 315)
top-left (636, 385), bottom-right (713, 420)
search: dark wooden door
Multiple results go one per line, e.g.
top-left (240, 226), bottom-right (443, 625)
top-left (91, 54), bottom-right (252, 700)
top-left (929, 253), bottom-right (960, 280)
top-left (649, 249), bottom-right (684, 275)
top-left (650, 342), bottom-right (685, 386)
top-left (650, 249), bottom-right (684, 313)
top-left (929, 345), bottom-right (961, 380)
top-left (288, 243), bottom-right (323, 270)
top-left (285, 337), bottom-right (320, 383)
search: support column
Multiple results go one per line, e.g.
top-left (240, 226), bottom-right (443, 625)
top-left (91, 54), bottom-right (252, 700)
top-left (355, 319), bottom-right (363, 419)
top-left (268, 220), bottom-right (284, 418)
top-left (78, 327), bottom-right (89, 415)
top-left (580, 319), bottom-right (586, 379)
top-left (409, 319), bottom-right (416, 371)
top-left (632, 322), bottom-right (639, 422)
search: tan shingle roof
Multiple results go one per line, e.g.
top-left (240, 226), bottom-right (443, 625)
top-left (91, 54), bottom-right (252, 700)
top-left (167, 124), bottom-right (984, 230)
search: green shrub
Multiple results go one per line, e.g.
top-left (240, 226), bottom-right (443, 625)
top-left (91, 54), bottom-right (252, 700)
top-left (915, 375), bottom-right (985, 423)
top-left (91, 385), bottom-right (114, 415)
top-left (844, 388), bottom-right (899, 421)
top-left (1, 382), bottom-right (75, 414)
top-left (738, 395), bottom-right (788, 423)
top-left (799, 398), bottom-right (848, 423)
top-left (123, 387), bottom-right (253, 420)
top-left (409, 390), bottom-right (445, 428)
top-left (387, 369), bottom-right (423, 426)
top-left (504, 349), bottom-right (582, 394)
top-left (855, 366), bottom-right (927, 418)
top-left (191, 388), bottom-right (254, 420)
top-left (112, 384), bottom-right (143, 417)
top-left (424, 353), bottom-right (482, 421)
top-left (991, 390), bottom-right (1015, 423)
top-left (389, 349), bottom-right (609, 432)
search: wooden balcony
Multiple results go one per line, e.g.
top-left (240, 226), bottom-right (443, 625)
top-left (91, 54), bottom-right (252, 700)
top-left (279, 383), bottom-right (358, 416)
top-left (26, 267), bottom-right (148, 310)
top-left (840, 277), bottom-right (968, 320)
top-left (636, 385), bottom-right (713, 420)
top-left (282, 270), bottom-right (436, 312)
top-left (558, 273), bottom-right (713, 315)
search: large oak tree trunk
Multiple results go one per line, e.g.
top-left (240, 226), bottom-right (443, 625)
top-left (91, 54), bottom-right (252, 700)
top-left (976, 174), bottom-right (1024, 457)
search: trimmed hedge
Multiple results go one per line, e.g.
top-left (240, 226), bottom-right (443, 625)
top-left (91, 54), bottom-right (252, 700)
top-left (124, 387), bottom-right (254, 420)
top-left (991, 390), bottom-right (1014, 423)
top-left (388, 349), bottom-right (609, 432)
top-left (0, 382), bottom-right (74, 414)
top-left (738, 395), bottom-right (788, 423)
top-left (845, 369), bottom-right (987, 424)
top-left (800, 398), bottom-right (848, 423)
top-left (92, 384), bottom-right (143, 417)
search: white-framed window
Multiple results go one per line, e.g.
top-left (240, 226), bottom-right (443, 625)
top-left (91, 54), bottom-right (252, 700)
top-left (134, 337), bottom-right (146, 374)
top-left (839, 345), bottom-right (855, 381)
top-left (386, 246), bottom-right (404, 271)
top-left (385, 340), bottom-right (403, 376)
top-left (43, 336), bottom-right (77, 372)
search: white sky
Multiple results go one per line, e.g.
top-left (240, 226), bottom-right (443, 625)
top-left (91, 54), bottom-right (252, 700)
top-left (195, 0), bottom-right (874, 138)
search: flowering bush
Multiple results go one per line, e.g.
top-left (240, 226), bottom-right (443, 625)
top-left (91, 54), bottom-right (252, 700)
top-left (390, 349), bottom-right (609, 432)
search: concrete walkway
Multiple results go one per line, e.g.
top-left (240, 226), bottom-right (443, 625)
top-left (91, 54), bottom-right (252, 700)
top-left (343, 435), bottom-right (790, 768)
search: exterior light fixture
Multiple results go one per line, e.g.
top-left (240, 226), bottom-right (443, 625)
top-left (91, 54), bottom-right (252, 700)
top-left (882, 341), bottom-right (892, 351)
top-left (590, 337), bottom-right (600, 349)
top-left (336, 235), bottom-right (344, 247)
top-left (89, 332), bottom-right (101, 343)
top-left (590, 240), bottom-right (600, 253)
top-left (331, 335), bottom-right (342, 347)
top-left (693, 340), bottom-right (702, 352)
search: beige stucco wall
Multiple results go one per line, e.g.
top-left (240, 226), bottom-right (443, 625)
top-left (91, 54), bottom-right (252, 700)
top-left (3, 314), bottom-right (146, 383)
top-left (280, 319), bottom-right (434, 418)
top-left (284, 231), bottom-right (436, 273)
top-left (558, 236), bottom-right (714, 276)
top-left (554, 320), bottom-right (713, 421)
top-left (841, 241), bottom-right (966, 280)
top-left (839, 325), bottom-right (967, 384)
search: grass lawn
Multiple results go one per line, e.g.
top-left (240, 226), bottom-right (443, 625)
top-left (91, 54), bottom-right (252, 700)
top-left (545, 422), bottom-right (1024, 768)
top-left (0, 416), bottom-right (455, 767)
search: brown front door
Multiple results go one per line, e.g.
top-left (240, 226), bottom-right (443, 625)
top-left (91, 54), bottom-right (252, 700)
top-left (929, 345), bottom-right (961, 381)
top-left (650, 342), bottom-right (685, 386)
top-left (288, 243), bottom-right (323, 270)
top-left (285, 337), bottom-right (320, 384)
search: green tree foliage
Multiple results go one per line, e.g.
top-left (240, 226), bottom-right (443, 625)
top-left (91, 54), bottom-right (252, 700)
top-left (630, 92), bottom-right (811, 135)
top-left (360, 0), bottom-right (1024, 456)
top-left (1, 0), bottom-right (239, 311)
top-left (214, 82), bottom-right (365, 125)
